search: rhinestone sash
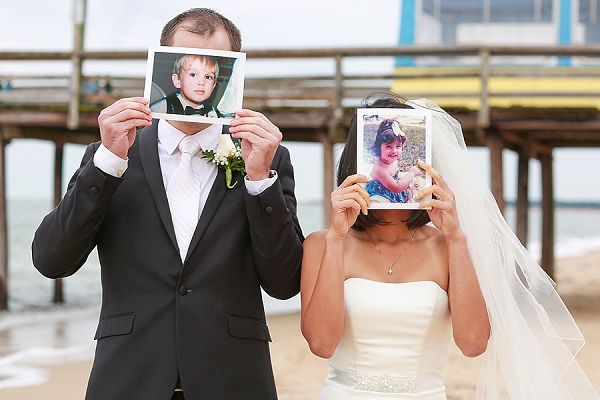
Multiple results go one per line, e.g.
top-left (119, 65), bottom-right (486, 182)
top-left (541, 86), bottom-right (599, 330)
top-left (328, 368), bottom-right (443, 394)
top-left (354, 372), bottom-right (417, 393)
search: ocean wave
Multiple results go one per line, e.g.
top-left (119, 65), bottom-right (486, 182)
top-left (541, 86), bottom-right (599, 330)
top-left (0, 345), bottom-right (95, 390)
top-left (0, 306), bottom-right (97, 390)
top-left (528, 235), bottom-right (600, 260)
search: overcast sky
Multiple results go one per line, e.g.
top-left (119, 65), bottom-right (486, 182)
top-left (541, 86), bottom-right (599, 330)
top-left (1, 0), bottom-right (599, 204)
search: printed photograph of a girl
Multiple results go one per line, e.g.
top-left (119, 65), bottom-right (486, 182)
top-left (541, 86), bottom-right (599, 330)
top-left (357, 108), bottom-right (431, 209)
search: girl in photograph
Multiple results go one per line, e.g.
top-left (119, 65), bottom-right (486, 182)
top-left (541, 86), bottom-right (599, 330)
top-left (366, 118), bottom-right (423, 203)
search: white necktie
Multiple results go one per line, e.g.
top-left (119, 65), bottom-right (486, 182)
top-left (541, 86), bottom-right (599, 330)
top-left (167, 136), bottom-right (201, 261)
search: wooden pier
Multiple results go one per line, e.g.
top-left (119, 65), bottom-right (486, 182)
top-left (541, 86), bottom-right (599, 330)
top-left (2, 45), bottom-right (600, 309)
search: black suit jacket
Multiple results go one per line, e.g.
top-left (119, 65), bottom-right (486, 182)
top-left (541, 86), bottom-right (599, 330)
top-left (32, 120), bottom-right (304, 399)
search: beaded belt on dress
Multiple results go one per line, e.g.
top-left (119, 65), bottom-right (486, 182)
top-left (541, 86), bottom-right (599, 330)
top-left (355, 372), bottom-right (417, 393)
top-left (328, 368), bottom-right (443, 394)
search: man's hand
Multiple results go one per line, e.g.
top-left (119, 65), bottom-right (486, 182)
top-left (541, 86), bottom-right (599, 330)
top-left (228, 109), bottom-right (282, 181)
top-left (98, 97), bottom-right (153, 159)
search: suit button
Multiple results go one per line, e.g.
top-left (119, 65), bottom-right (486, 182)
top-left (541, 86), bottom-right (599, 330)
top-left (90, 187), bottom-right (99, 194)
top-left (265, 206), bottom-right (273, 214)
top-left (178, 285), bottom-right (188, 295)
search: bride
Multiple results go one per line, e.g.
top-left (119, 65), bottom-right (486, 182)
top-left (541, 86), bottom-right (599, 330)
top-left (300, 94), bottom-right (600, 399)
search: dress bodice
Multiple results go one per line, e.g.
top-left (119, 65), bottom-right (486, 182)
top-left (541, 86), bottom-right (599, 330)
top-left (319, 279), bottom-right (451, 399)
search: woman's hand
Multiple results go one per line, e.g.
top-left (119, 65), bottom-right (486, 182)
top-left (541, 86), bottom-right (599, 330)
top-left (329, 174), bottom-right (371, 238)
top-left (415, 160), bottom-right (462, 240)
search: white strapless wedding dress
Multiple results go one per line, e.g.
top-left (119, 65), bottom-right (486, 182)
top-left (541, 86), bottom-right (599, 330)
top-left (318, 278), bottom-right (451, 399)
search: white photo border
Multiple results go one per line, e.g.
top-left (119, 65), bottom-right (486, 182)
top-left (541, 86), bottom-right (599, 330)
top-left (357, 108), bottom-right (432, 209)
top-left (144, 46), bottom-right (246, 125)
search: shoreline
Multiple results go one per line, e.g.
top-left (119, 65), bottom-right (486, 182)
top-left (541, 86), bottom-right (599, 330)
top-left (1, 251), bottom-right (599, 399)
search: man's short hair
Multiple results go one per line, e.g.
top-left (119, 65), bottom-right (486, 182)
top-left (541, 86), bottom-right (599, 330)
top-left (160, 8), bottom-right (242, 52)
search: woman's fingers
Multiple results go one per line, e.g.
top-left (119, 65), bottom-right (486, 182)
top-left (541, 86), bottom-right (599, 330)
top-left (416, 184), bottom-right (456, 212)
top-left (339, 174), bottom-right (370, 188)
top-left (414, 161), bottom-right (462, 234)
top-left (333, 181), bottom-right (370, 214)
top-left (417, 160), bottom-right (453, 196)
top-left (415, 184), bottom-right (441, 201)
top-left (335, 174), bottom-right (370, 213)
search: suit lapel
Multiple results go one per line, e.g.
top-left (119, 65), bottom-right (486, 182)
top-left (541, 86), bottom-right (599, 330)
top-left (138, 123), bottom-right (179, 251)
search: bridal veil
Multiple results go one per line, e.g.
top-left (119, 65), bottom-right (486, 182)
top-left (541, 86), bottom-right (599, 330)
top-left (404, 98), bottom-right (599, 399)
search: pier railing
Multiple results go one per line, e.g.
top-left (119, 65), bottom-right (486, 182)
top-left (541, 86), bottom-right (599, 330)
top-left (3, 45), bottom-right (600, 143)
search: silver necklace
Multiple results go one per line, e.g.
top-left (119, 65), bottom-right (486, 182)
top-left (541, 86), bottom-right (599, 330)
top-left (366, 228), bottom-right (418, 275)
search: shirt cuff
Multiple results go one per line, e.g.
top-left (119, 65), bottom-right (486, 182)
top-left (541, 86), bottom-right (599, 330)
top-left (244, 171), bottom-right (277, 195)
top-left (93, 144), bottom-right (128, 178)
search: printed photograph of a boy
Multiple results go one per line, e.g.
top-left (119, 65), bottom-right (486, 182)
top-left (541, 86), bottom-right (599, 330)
top-left (357, 108), bottom-right (431, 209)
top-left (144, 46), bottom-right (245, 124)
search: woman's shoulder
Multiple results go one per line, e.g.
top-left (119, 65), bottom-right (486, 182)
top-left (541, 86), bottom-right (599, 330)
top-left (302, 230), bottom-right (333, 265)
top-left (305, 229), bottom-right (328, 238)
top-left (304, 229), bottom-right (329, 246)
top-left (418, 224), bottom-right (448, 249)
top-left (304, 229), bottom-right (358, 250)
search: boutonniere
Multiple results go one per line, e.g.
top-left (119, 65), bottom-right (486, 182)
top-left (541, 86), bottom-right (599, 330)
top-left (201, 134), bottom-right (246, 189)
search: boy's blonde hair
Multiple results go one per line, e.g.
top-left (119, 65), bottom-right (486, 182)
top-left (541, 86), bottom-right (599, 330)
top-left (173, 54), bottom-right (219, 79)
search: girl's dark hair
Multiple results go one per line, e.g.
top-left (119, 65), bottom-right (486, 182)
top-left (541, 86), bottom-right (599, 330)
top-left (336, 92), bottom-right (430, 231)
top-left (372, 119), bottom-right (406, 157)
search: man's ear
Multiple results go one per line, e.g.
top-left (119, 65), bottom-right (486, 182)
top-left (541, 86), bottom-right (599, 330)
top-left (171, 74), bottom-right (181, 89)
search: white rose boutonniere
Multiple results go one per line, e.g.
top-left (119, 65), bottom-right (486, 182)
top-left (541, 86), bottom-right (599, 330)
top-left (201, 134), bottom-right (246, 189)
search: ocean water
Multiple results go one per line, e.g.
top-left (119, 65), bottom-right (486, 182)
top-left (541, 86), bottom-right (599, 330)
top-left (1, 198), bottom-right (600, 389)
top-left (4, 199), bottom-right (600, 313)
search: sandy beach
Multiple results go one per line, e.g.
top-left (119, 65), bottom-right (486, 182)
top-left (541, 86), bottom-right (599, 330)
top-left (1, 251), bottom-right (599, 399)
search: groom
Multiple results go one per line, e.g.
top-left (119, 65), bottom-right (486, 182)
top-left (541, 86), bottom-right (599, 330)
top-left (32, 8), bottom-right (303, 400)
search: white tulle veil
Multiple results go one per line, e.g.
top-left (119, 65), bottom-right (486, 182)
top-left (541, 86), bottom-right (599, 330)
top-left (405, 98), bottom-right (599, 399)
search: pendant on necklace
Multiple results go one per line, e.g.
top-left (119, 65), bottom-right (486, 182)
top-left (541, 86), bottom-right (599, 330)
top-left (366, 227), bottom-right (419, 276)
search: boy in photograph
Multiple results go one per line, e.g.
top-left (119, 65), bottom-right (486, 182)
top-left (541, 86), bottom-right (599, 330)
top-left (151, 54), bottom-right (223, 117)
